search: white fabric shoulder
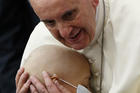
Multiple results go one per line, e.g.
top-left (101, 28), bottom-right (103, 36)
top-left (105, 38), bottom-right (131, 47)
top-left (102, 0), bottom-right (140, 93)
top-left (20, 22), bottom-right (64, 66)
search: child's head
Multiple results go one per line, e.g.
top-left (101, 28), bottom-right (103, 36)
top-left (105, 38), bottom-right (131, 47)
top-left (23, 45), bottom-right (90, 93)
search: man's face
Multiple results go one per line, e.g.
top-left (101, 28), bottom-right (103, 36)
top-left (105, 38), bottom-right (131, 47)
top-left (31, 0), bottom-right (97, 50)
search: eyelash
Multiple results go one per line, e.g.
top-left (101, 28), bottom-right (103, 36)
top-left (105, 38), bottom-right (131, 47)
top-left (46, 21), bottom-right (56, 27)
top-left (62, 10), bottom-right (77, 21)
top-left (63, 12), bottom-right (73, 19)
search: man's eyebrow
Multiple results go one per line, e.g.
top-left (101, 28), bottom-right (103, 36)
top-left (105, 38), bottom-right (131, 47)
top-left (41, 19), bottom-right (53, 23)
top-left (41, 8), bottom-right (78, 22)
top-left (62, 8), bottom-right (77, 17)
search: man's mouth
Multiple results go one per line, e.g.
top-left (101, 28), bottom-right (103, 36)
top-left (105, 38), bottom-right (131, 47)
top-left (70, 29), bottom-right (81, 39)
top-left (66, 28), bottom-right (84, 44)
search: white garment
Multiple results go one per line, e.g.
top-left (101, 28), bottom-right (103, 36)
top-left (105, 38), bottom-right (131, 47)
top-left (77, 85), bottom-right (92, 93)
top-left (21, 0), bottom-right (140, 93)
top-left (102, 0), bottom-right (140, 93)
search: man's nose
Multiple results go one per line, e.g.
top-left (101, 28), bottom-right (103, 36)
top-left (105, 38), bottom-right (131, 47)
top-left (58, 25), bottom-right (73, 38)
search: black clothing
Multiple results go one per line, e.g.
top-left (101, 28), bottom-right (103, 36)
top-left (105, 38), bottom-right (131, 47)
top-left (0, 0), bottom-right (39, 93)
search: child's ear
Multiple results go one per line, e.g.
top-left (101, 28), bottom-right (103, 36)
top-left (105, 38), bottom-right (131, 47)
top-left (91, 0), bottom-right (99, 10)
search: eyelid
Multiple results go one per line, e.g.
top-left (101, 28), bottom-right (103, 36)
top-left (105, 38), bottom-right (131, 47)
top-left (43, 20), bottom-right (56, 27)
top-left (62, 9), bottom-right (78, 20)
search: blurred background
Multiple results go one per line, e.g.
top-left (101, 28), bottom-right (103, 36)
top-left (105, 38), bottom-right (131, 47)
top-left (0, 0), bottom-right (39, 92)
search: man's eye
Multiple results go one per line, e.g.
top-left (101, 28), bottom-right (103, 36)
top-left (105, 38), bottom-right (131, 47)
top-left (62, 10), bottom-right (77, 21)
top-left (45, 20), bottom-right (56, 27)
top-left (65, 11), bottom-right (73, 18)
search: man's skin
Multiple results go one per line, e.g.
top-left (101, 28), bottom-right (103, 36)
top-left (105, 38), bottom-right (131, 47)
top-left (22, 45), bottom-right (90, 93)
top-left (16, 0), bottom-right (99, 92)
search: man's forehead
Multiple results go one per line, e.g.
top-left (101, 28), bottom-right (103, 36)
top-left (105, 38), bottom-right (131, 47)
top-left (45, 0), bottom-right (77, 9)
top-left (35, 0), bottom-right (79, 7)
top-left (32, 0), bottom-right (80, 19)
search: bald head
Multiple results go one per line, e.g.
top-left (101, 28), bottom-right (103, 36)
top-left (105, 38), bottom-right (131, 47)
top-left (23, 45), bottom-right (90, 93)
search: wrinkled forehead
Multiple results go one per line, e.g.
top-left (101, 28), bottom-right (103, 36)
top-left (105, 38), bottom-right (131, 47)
top-left (31, 0), bottom-right (80, 11)
top-left (46, 0), bottom-right (79, 7)
top-left (30, 0), bottom-right (80, 19)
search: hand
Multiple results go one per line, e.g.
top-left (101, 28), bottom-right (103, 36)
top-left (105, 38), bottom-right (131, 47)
top-left (30, 71), bottom-right (72, 93)
top-left (15, 67), bottom-right (31, 93)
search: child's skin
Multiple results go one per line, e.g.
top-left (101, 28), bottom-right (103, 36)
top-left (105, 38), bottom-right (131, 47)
top-left (22, 45), bottom-right (90, 93)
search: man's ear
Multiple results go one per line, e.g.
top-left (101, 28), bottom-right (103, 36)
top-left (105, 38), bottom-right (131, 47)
top-left (91, 0), bottom-right (99, 10)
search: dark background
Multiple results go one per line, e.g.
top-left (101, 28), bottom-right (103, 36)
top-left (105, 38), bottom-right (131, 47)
top-left (0, 0), bottom-right (39, 92)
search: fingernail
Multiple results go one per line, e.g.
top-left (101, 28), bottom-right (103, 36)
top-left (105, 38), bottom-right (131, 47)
top-left (20, 67), bottom-right (24, 71)
top-left (52, 74), bottom-right (57, 77)
top-left (54, 80), bottom-right (59, 85)
top-left (42, 71), bottom-right (45, 74)
top-left (42, 71), bottom-right (48, 75)
top-left (26, 79), bottom-right (31, 85)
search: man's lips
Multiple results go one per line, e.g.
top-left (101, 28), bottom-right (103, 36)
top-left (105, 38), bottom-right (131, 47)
top-left (70, 29), bottom-right (81, 39)
top-left (66, 29), bottom-right (84, 44)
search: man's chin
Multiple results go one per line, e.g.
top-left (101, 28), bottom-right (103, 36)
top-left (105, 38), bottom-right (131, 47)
top-left (62, 41), bottom-right (89, 50)
top-left (70, 44), bottom-right (88, 50)
top-left (70, 40), bottom-right (90, 50)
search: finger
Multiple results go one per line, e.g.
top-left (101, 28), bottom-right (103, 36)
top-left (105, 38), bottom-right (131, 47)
top-left (16, 72), bottom-right (29, 93)
top-left (42, 71), bottom-right (61, 93)
top-left (17, 79), bottom-right (31, 93)
top-left (16, 67), bottom-right (24, 87)
top-left (54, 80), bottom-right (71, 93)
top-left (30, 84), bottom-right (38, 93)
top-left (30, 76), bottom-right (48, 93)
